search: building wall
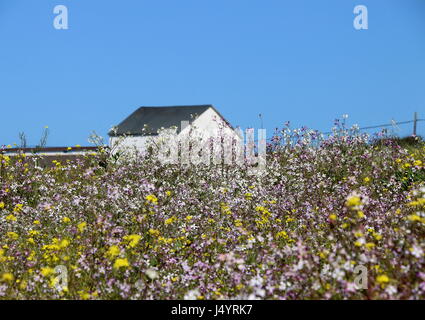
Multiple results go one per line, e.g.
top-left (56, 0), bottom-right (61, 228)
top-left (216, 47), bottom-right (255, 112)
top-left (109, 135), bottom-right (157, 156)
top-left (109, 107), bottom-right (241, 156)
top-left (180, 107), bottom-right (240, 141)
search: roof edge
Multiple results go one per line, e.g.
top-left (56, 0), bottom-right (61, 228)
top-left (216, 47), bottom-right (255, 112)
top-left (108, 104), bottom-right (233, 136)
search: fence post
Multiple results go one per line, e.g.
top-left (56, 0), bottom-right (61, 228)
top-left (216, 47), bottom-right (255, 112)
top-left (413, 112), bottom-right (418, 136)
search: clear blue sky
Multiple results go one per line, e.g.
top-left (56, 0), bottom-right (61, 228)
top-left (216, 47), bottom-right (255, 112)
top-left (0, 0), bottom-right (424, 146)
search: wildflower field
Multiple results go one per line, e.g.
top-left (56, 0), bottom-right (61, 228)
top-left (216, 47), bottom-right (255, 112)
top-left (0, 128), bottom-right (424, 300)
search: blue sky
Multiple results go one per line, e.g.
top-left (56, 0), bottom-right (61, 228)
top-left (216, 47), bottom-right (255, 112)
top-left (0, 0), bottom-right (424, 146)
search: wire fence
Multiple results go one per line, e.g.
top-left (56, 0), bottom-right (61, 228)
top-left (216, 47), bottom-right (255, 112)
top-left (323, 118), bottom-right (425, 135)
top-left (255, 112), bottom-right (424, 143)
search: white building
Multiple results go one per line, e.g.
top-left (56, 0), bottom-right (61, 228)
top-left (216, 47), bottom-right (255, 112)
top-left (109, 105), bottom-right (241, 157)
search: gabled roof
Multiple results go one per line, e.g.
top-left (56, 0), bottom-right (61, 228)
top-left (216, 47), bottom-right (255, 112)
top-left (109, 105), bottom-right (231, 136)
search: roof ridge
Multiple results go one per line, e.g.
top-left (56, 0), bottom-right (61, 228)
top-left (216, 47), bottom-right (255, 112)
top-left (136, 104), bottom-right (213, 109)
top-left (109, 104), bottom-right (232, 137)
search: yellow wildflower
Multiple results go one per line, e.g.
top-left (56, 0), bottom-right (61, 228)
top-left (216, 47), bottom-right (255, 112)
top-left (29, 230), bottom-right (40, 236)
top-left (148, 229), bottom-right (160, 237)
top-left (145, 194), bottom-right (158, 205)
top-left (77, 222), bottom-right (87, 233)
top-left (0, 202), bottom-right (4, 209)
top-left (220, 203), bottom-right (232, 215)
top-left (234, 219), bottom-right (243, 227)
top-left (413, 160), bottom-right (422, 167)
top-left (346, 196), bottom-right (361, 208)
top-left (164, 216), bottom-right (177, 225)
top-left (365, 242), bottom-right (375, 249)
top-left (123, 234), bottom-right (141, 248)
top-left (276, 231), bottom-right (289, 240)
top-left (255, 206), bottom-right (270, 215)
top-left (40, 267), bottom-right (55, 277)
top-left (319, 251), bottom-right (328, 259)
top-left (27, 251), bottom-right (36, 261)
top-left (1, 273), bottom-right (14, 282)
top-left (63, 217), bottom-right (71, 223)
top-left (407, 214), bottom-right (421, 222)
top-left (60, 239), bottom-right (70, 248)
top-left (106, 245), bottom-right (120, 259)
top-left (113, 258), bottom-right (130, 269)
top-left (354, 241), bottom-right (363, 247)
top-left (7, 232), bottom-right (18, 240)
top-left (19, 280), bottom-right (27, 290)
top-left (6, 214), bottom-right (17, 222)
top-left (373, 233), bottom-right (382, 241)
top-left (78, 291), bottom-right (91, 300)
top-left (376, 274), bottom-right (390, 285)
